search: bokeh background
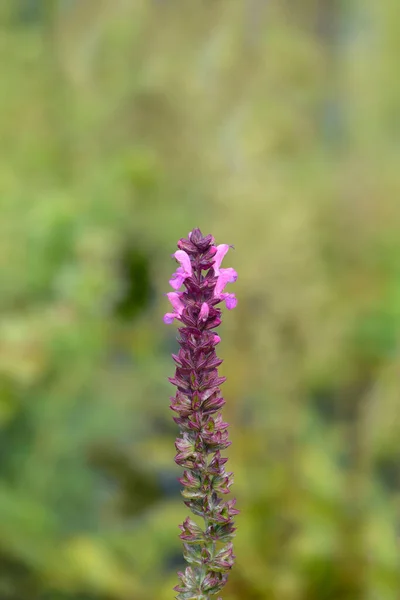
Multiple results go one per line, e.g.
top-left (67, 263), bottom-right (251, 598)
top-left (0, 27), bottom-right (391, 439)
top-left (1, 1), bottom-right (400, 599)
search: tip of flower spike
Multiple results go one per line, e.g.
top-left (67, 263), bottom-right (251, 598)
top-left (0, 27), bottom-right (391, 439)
top-left (189, 228), bottom-right (203, 244)
top-left (186, 228), bottom-right (215, 250)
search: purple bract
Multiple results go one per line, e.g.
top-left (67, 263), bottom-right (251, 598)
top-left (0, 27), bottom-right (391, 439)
top-left (164, 228), bottom-right (238, 600)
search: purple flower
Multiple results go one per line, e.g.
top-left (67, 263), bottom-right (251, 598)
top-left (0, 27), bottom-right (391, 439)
top-left (164, 228), bottom-right (238, 600)
top-left (169, 250), bottom-right (193, 290)
top-left (211, 244), bottom-right (238, 307)
top-left (214, 268), bottom-right (238, 297)
top-left (212, 244), bottom-right (230, 275)
top-left (219, 293), bottom-right (237, 310)
top-left (164, 292), bottom-right (185, 324)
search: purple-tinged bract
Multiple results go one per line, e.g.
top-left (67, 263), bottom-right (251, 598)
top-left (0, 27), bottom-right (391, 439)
top-left (164, 228), bottom-right (238, 599)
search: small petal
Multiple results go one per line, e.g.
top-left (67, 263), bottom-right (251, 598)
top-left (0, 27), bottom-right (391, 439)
top-left (169, 268), bottom-right (186, 290)
top-left (199, 302), bottom-right (209, 322)
top-left (212, 333), bottom-right (221, 346)
top-left (220, 293), bottom-right (237, 310)
top-left (163, 312), bottom-right (177, 324)
top-left (174, 250), bottom-right (193, 276)
top-left (167, 292), bottom-right (185, 315)
top-left (212, 244), bottom-right (230, 275)
top-left (215, 268), bottom-right (238, 296)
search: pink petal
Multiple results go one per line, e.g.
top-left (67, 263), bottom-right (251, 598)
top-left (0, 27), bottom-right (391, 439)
top-left (173, 250), bottom-right (192, 276)
top-left (212, 244), bottom-right (230, 275)
top-left (215, 268), bottom-right (238, 295)
top-left (221, 293), bottom-right (237, 310)
top-left (199, 302), bottom-right (209, 321)
top-left (166, 292), bottom-right (185, 315)
top-left (213, 334), bottom-right (221, 345)
top-left (169, 270), bottom-right (186, 290)
top-left (163, 312), bottom-right (177, 324)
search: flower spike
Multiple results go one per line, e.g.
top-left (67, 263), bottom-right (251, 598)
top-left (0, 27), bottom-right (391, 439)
top-left (164, 229), bottom-right (238, 599)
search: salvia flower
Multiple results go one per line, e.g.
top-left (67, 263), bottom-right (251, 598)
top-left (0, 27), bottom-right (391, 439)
top-left (164, 228), bottom-right (238, 600)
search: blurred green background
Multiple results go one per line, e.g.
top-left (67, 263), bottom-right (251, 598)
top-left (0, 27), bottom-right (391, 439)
top-left (1, 1), bottom-right (400, 599)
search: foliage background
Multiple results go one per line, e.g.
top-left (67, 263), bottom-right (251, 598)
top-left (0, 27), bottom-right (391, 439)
top-left (1, 1), bottom-right (400, 598)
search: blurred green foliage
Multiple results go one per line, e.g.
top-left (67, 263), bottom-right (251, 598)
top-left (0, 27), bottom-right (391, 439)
top-left (1, 1), bottom-right (400, 598)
